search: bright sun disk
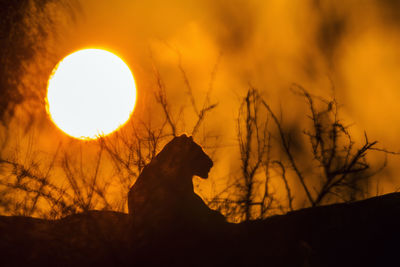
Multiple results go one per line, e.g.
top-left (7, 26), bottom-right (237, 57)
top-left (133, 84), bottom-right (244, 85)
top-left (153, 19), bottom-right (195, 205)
top-left (46, 48), bottom-right (137, 140)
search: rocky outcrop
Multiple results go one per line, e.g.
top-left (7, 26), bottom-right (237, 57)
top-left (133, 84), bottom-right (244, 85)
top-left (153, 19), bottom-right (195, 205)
top-left (0, 211), bottom-right (130, 266)
top-left (1, 193), bottom-right (400, 266)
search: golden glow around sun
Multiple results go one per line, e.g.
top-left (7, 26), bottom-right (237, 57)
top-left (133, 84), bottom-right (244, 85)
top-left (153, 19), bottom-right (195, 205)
top-left (46, 49), bottom-right (137, 140)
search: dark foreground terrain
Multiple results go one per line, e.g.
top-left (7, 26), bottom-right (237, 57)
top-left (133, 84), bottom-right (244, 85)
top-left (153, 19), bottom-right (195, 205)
top-left (1, 193), bottom-right (400, 266)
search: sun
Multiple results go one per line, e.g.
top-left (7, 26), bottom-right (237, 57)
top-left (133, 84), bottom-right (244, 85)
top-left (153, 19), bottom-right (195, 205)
top-left (46, 49), bottom-right (137, 140)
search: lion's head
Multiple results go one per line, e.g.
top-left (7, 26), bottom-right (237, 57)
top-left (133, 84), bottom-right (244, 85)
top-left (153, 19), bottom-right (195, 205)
top-left (152, 134), bottom-right (213, 179)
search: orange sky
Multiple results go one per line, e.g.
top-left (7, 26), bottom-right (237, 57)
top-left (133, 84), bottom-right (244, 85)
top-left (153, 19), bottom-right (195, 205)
top-left (48, 0), bottom-right (400, 145)
top-left (3, 0), bottom-right (400, 216)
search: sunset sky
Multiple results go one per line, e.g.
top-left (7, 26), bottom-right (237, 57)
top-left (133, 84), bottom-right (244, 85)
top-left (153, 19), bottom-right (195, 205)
top-left (46, 0), bottom-right (400, 146)
top-left (2, 0), bottom-right (400, 216)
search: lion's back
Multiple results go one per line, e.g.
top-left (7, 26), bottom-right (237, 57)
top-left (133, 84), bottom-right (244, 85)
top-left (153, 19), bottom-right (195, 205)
top-left (128, 167), bottom-right (178, 227)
